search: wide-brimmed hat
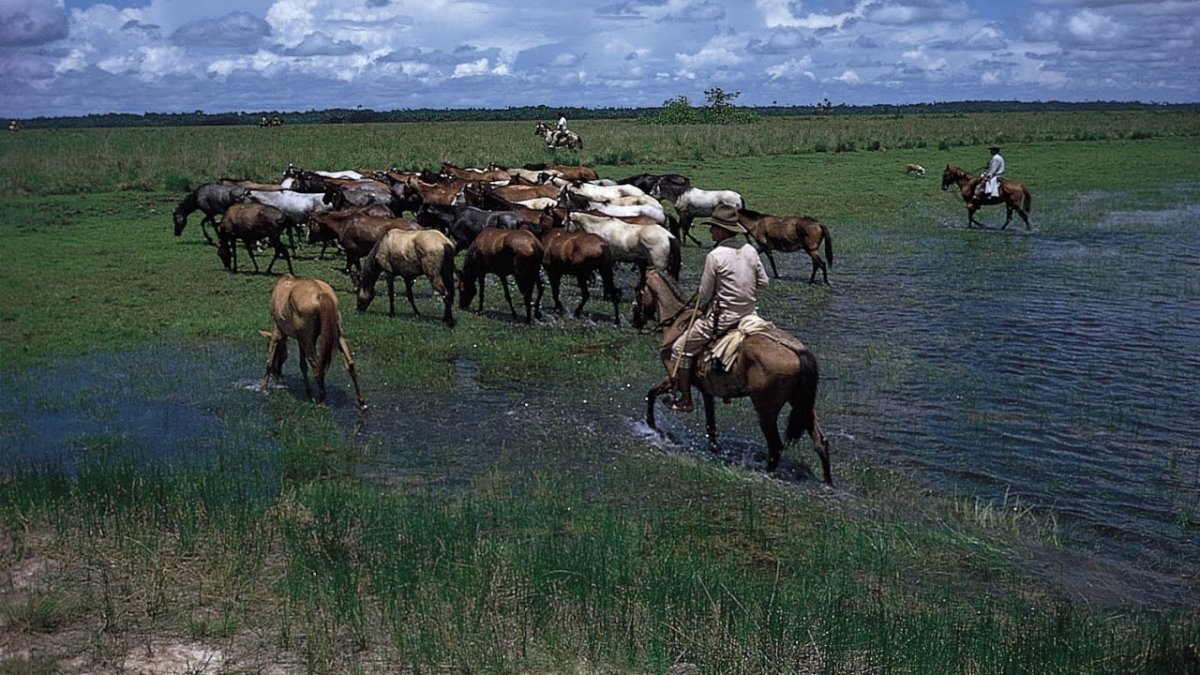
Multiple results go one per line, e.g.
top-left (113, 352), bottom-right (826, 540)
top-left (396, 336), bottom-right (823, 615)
top-left (704, 203), bottom-right (746, 234)
top-left (988, 144), bottom-right (1001, 151)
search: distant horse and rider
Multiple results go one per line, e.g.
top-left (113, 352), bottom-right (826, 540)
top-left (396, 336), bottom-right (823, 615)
top-left (534, 122), bottom-right (583, 150)
top-left (941, 164), bottom-right (1033, 230)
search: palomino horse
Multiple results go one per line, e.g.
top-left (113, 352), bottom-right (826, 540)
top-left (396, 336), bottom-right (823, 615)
top-left (539, 228), bottom-right (622, 324)
top-left (736, 208), bottom-right (833, 283)
top-left (941, 164), bottom-right (1033, 230)
top-left (459, 227), bottom-right (544, 324)
top-left (635, 270), bottom-right (831, 482)
top-left (534, 121), bottom-right (583, 150)
top-left (261, 274), bottom-right (367, 409)
top-left (356, 228), bottom-right (457, 327)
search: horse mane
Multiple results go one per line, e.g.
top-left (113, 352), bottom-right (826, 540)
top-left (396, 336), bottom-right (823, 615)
top-left (359, 238), bottom-right (383, 287)
top-left (738, 206), bottom-right (770, 219)
top-left (175, 189), bottom-right (199, 213)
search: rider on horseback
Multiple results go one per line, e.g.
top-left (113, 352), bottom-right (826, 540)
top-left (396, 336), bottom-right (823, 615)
top-left (974, 144), bottom-right (1005, 201)
top-left (667, 203), bottom-right (769, 413)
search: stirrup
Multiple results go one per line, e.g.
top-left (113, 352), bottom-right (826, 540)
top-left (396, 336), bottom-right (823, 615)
top-left (668, 399), bottom-right (694, 413)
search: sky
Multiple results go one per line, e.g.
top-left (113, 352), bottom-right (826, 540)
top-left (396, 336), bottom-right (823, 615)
top-left (1, 0), bottom-right (1196, 119)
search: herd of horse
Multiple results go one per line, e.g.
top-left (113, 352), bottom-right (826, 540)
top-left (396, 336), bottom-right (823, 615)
top-left (172, 148), bottom-right (1033, 486)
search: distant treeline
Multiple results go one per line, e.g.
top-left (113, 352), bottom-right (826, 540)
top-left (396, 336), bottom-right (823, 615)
top-left (11, 100), bottom-right (1199, 130)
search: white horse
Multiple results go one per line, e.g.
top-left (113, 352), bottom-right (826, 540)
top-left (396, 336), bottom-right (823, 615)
top-left (563, 212), bottom-right (680, 283)
top-left (583, 200), bottom-right (666, 224)
top-left (243, 189), bottom-right (334, 226)
top-left (660, 186), bottom-right (745, 246)
top-left (534, 122), bottom-right (582, 150)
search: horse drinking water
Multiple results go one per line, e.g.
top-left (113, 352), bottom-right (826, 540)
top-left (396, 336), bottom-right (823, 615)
top-left (260, 274), bottom-right (367, 409)
top-left (635, 270), bottom-right (831, 482)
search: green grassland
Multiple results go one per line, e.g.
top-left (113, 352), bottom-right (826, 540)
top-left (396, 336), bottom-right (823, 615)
top-left (1, 112), bottom-right (1198, 673)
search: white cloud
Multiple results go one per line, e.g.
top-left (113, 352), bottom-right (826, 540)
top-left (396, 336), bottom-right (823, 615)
top-left (765, 57), bottom-right (816, 81)
top-left (834, 69), bottom-right (861, 83)
top-left (1067, 9), bottom-right (1121, 43)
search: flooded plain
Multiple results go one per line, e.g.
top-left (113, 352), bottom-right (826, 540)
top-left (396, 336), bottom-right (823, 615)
top-left (2, 188), bottom-right (1197, 612)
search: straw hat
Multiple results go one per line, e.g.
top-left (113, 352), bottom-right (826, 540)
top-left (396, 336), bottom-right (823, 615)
top-left (704, 203), bottom-right (746, 234)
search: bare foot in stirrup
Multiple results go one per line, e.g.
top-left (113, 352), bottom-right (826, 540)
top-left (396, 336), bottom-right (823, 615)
top-left (668, 399), bottom-right (694, 413)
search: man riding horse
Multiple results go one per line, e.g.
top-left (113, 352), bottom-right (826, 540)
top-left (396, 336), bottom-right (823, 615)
top-left (975, 144), bottom-right (1005, 201)
top-left (667, 203), bottom-right (769, 413)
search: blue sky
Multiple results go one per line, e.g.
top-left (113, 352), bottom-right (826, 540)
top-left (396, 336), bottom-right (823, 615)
top-left (2, 0), bottom-right (1196, 118)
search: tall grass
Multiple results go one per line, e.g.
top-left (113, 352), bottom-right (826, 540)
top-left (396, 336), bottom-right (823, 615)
top-left (1, 111), bottom-right (1196, 195)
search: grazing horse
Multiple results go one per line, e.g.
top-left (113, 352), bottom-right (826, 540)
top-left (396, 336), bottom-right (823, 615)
top-left (356, 229), bottom-right (457, 327)
top-left (260, 274), bottom-right (366, 409)
top-left (617, 173), bottom-right (692, 201)
top-left (459, 227), bottom-right (544, 324)
top-left (173, 183), bottom-right (248, 244)
top-left (307, 209), bottom-right (420, 280)
top-left (563, 211), bottom-right (681, 285)
top-left (650, 183), bottom-right (745, 246)
top-left (941, 164), bottom-right (1033, 230)
top-left (636, 270), bottom-right (831, 482)
top-left (539, 228), bottom-right (622, 324)
top-left (216, 203), bottom-right (294, 275)
top-left (416, 202), bottom-right (525, 252)
top-left (524, 162), bottom-right (598, 182)
top-left (534, 121), bottom-right (583, 149)
top-left (736, 208), bottom-right (833, 283)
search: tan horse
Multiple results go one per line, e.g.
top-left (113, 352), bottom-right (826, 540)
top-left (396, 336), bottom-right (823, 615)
top-left (736, 208), bottom-right (833, 283)
top-left (261, 274), bottom-right (366, 409)
top-left (636, 270), bottom-right (831, 482)
top-left (941, 164), bottom-right (1033, 230)
top-left (356, 228), bottom-right (457, 327)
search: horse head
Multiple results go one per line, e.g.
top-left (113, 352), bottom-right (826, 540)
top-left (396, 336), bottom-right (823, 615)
top-left (941, 165), bottom-right (964, 191)
top-left (172, 207), bottom-right (188, 236)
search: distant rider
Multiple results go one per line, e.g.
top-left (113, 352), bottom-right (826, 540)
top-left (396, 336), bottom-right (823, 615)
top-left (975, 144), bottom-right (1005, 200)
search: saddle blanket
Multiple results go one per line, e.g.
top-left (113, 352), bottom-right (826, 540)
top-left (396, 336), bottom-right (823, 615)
top-left (708, 313), bottom-right (774, 372)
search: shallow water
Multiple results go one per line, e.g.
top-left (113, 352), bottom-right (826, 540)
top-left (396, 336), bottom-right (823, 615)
top-left (2, 191), bottom-right (1197, 611)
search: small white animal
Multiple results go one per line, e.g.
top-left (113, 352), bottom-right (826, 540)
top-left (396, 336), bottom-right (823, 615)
top-left (905, 163), bottom-right (926, 177)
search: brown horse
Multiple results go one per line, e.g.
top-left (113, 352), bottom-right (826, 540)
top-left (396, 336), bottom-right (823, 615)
top-left (356, 228), bottom-right (457, 327)
top-left (260, 274), bottom-right (367, 409)
top-left (636, 270), bottom-right (831, 482)
top-left (736, 208), bottom-right (833, 283)
top-left (215, 203), bottom-right (294, 275)
top-left (459, 227), bottom-right (544, 324)
top-left (941, 164), bottom-right (1033, 230)
top-left (539, 228), bottom-right (622, 324)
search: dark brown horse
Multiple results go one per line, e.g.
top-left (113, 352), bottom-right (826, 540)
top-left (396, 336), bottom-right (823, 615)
top-left (307, 207), bottom-right (420, 280)
top-left (636, 270), bottom-right (831, 482)
top-left (260, 274), bottom-right (367, 409)
top-left (459, 227), bottom-right (544, 324)
top-left (539, 228), bottom-right (622, 324)
top-left (215, 203), bottom-right (294, 275)
top-left (736, 208), bottom-right (833, 283)
top-left (941, 164), bottom-right (1033, 230)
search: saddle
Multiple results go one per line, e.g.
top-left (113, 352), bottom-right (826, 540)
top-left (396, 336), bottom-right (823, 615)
top-left (694, 315), bottom-right (808, 399)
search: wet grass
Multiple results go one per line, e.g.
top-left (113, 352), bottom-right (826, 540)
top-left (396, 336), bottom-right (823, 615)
top-left (2, 116), bottom-right (1199, 672)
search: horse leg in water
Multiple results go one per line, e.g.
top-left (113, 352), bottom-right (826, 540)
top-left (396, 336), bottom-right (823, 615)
top-left (762, 248), bottom-right (781, 279)
top-left (701, 392), bottom-right (719, 454)
top-left (750, 392), bottom-right (788, 471)
top-left (807, 249), bottom-right (829, 285)
top-left (645, 377), bottom-right (674, 430)
top-left (966, 202), bottom-right (985, 229)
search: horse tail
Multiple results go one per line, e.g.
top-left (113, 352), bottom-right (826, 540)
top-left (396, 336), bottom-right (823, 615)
top-left (820, 224), bottom-right (833, 269)
top-left (438, 241), bottom-right (457, 306)
top-left (317, 291), bottom-right (340, 378)
top-left (667, 233), bottom-right (682, 279)
top-left (1022, 188), bottom-right (1032, 214)
top-left (785, 348), bottom-right (821, 445)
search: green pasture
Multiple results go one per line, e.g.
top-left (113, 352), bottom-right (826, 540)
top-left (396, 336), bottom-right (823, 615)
top-left (1, 113), bottom-right (1198, 673)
